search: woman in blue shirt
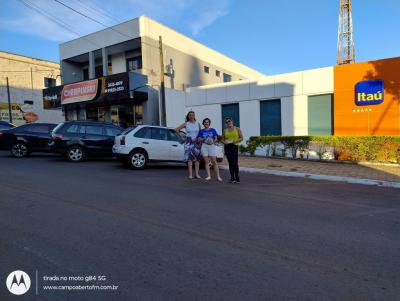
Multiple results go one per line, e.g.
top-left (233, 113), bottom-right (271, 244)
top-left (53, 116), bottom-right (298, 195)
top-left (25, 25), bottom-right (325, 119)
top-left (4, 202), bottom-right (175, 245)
top-left (197, 118), bottom-right (222, 182)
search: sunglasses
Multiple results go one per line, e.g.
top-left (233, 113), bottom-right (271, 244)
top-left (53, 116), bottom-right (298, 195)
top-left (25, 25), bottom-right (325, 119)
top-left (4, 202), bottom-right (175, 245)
top-left (225, 120), bottom-right (232, 124)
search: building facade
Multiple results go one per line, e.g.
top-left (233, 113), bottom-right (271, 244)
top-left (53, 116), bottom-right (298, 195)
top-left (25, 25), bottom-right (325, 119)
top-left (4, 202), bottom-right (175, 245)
top-left (0, 51), bottom-right (63, 125)
top-left (55, 16), bottom-right (264, 126)
top-left (166, 57), bottom-right (400, 138)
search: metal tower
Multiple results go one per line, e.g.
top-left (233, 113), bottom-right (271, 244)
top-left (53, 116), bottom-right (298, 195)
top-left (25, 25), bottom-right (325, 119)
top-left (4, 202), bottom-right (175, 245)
top-left (337, 0), bottom-right (355, 65)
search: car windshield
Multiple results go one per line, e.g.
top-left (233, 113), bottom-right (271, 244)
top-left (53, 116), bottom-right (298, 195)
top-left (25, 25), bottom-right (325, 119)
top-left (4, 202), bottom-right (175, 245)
top-left (51, 122), bottom-right (64, 134)
top-left (120, 126), bottom-right (137, 135)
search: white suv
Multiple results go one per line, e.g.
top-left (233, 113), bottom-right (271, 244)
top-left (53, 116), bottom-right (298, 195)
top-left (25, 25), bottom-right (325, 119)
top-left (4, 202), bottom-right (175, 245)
top-left (113, 125), bottom-right (223, 169)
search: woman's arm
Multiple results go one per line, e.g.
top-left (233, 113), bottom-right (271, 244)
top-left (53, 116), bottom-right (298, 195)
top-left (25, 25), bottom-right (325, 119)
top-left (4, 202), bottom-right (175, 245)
top-left (235, 127), bottom-right (244, 144)
top-left (220, 128), bottom-right (225, 143)
top-left (196, 129), bottom-right (204, 143)
top-left (213, 129), bottom-right (218, 143)
top-left (175, 122), bottom-right (186, 132)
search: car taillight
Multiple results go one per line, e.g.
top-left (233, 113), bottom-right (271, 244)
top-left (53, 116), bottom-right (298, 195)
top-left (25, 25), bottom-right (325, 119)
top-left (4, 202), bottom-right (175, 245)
top-left (120, 136), bottom-right (125, 145)
top-left (52, 133), bottom-right (63, 141)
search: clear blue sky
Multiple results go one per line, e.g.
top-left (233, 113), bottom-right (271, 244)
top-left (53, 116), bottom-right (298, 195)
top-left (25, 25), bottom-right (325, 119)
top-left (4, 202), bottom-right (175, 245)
top-left (1, 0), bottom-right (399, 75)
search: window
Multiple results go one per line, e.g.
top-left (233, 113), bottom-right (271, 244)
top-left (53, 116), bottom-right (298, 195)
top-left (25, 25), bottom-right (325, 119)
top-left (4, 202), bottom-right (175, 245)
top-left (66, 124), bottom-right (79, 134)
top-left (134, 127), bottom-right (151, 139)
top-left (27, 124), bottom-right (49, 133)
top-left (105, 127), bottom-right (122, 137)
top-left (126, 57), bottom-right (142, 71)
top-left (168, 129), bottom-right (182, 142)
top-left (216, 70), bottom-right (220, 77)
top-left (260, 99), bottom-right (282, 136)
top-left (151, 128), bottom-right (169, 141)
top-left (95, 65), bottom-right (103, 78)
top-left (223, 73), bottom-right (232, 83)
top-left (308, 94), bottom-right (333, 136)
top-left (80, 125), bottom-right (103, 135)
top-left (44, 77), bottom-right (56, 88)
top-left (204, 66), bottom-right (209, 74)
top-left (83, 68), bottom-right (89, 80)
top-left (221, 103), bottom-right (240, 129)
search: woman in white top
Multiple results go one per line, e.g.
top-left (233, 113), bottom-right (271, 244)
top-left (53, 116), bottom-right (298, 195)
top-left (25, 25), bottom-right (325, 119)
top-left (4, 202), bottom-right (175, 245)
top-left (175, 111), bottom-right (202, 179)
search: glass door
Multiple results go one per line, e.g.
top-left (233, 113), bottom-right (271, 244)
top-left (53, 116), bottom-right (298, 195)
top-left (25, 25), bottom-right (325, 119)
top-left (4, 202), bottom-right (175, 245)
top-left (134, 104), bottom-right (143, 125)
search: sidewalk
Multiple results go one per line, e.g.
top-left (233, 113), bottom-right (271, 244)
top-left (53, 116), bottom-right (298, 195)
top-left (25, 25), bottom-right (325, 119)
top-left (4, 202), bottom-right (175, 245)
top-left (221, 156), bottom-right (400, 188)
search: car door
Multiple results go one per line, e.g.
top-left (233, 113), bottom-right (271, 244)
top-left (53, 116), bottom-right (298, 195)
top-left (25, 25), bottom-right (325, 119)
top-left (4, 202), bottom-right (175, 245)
top-left (167, 129), bottom-right (184, 161)
top-left (25, 124), bottom-right (53, 150)
top-left (80, 124), bottom-right (107, 155)
top-left (150, 128), bottom-right (181, 161)
top-left (132, 127), bottom-right (156, 159)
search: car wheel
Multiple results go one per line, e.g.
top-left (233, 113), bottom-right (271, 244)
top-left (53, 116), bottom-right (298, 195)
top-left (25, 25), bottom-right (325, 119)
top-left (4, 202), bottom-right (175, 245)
top-left (11, 142), bottom-right (29, 158)
top-left (67, 146), bottom-right (85, 162)
top-left (128, 150), bottom-right (147, 169)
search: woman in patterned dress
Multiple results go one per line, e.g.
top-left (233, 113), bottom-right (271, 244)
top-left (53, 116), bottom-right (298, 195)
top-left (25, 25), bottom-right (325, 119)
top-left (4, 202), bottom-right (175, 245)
top-left (175, 111), bottom-right (202, 179)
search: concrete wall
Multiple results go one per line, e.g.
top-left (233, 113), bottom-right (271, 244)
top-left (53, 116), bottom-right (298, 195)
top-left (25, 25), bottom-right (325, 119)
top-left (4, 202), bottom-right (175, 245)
top-left (165, 89), bottom-right (186, 128)
top-left (143, 88), bottom-right (160, 126)
top-left (60, 19), bottom-right (141, 60)
top-left (166, 67), bottom-right (334, 138)
top-left (0, 51), bottom-right (63, 125)
top-left (140, 17), bottom-right (265, 80)
top-left (141, 36), bottom-right (253, 91)
top-left (61, 60), bottom-right (84, 84)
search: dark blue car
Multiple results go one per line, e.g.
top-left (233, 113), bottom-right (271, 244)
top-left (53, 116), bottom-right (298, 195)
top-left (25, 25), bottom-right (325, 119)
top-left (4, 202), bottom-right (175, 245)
top-left (0, 123), bottom-right (57, 157)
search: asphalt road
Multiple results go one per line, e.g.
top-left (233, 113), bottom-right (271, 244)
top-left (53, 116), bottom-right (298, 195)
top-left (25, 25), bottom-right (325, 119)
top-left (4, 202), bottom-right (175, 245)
top-left (0, 152), bottom-right (399, 301)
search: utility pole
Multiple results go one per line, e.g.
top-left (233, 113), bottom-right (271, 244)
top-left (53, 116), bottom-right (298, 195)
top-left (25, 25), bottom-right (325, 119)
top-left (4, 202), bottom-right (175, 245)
top-left (337, 0), bottom-right (355, 65)
top-left (6, 77), bottom-right (12, 123)
top-left (159, 36), bottom-right (166, 126)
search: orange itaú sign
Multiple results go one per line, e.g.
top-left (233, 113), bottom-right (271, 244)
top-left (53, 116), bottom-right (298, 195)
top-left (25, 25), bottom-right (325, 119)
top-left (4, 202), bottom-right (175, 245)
top-left (61, 79), bottom-right (99, 105)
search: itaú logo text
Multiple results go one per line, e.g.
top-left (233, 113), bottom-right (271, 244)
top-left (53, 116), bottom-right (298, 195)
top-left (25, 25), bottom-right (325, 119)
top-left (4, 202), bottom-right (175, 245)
top-left (355, 80), bottom-right (384, 106)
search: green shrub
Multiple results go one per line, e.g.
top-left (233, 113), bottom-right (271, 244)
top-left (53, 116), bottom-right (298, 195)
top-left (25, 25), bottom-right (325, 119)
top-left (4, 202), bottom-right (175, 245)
top-left (243, 136), bottom-right (400, 163)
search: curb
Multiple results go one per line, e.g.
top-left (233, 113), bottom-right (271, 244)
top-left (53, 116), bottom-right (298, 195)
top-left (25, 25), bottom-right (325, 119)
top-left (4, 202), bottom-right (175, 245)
top-left (240, 155), bottom-right (400, 167)
top-left (220, 166), bottom-right (400, 189)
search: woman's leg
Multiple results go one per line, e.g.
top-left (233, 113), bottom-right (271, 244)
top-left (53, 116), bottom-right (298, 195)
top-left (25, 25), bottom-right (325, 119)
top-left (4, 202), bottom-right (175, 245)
top-left (194, 160), bottom-right (201, 178)
top-left (210, 156), bottom-right (222, 181)
top-left (232, 146), bottom-right (240, 181)
top-left (224, 145), bottom-right (235, 180)
top-left (204, 157), bottom-right (211, 179)
top-left (187, 160), bottom-right (193, 178)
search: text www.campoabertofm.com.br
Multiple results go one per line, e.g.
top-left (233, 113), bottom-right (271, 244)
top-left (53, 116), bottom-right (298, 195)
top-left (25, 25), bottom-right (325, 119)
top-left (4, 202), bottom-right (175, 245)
top-left (43, 285), bottom-right (118, 291)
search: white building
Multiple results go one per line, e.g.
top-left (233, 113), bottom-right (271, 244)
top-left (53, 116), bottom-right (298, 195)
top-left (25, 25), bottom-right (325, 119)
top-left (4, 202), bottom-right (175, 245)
top-left (58, 16), bottom-right (265, 126)
top-left (0, 51), bottom-right (63, 125)
top-left (166, 67), bottom-right (334, 138)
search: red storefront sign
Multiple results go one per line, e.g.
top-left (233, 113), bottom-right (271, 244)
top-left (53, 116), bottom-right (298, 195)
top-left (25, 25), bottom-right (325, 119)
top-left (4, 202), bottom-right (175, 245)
top-left (61, 79), bottom-right (99, 105)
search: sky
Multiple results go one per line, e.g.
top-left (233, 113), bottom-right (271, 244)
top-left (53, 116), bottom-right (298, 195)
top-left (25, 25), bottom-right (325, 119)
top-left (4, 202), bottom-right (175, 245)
top-left (0, 0), bottom-right (399, 75)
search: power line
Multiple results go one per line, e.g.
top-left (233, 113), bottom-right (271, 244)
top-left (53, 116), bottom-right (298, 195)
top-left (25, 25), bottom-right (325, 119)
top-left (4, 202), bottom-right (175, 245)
top-left (18, 0), bottom-right (80, 38)
top-left (20, 0), bottom-right (158, 51)
top-left (72, 0), bottom-right (122, 24)
top-left (54, 0), bottom-right (109, 28)
top-left (17, 0), bottom-right (103, 49)
top-left (53, 0), bottom-right (136, 40)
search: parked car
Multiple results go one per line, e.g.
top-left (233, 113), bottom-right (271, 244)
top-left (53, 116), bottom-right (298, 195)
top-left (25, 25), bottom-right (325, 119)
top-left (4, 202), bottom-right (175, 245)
top-left (49, 121), bottom-right (123, 162)
top-left (113, 125), bottom-right (224, 169)
top-left (0, 120), bottom-right (16, 130)
top-left (0, 121), bottom-right (15, 148)
top-left (0, 123), bottom-right (57, 157)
